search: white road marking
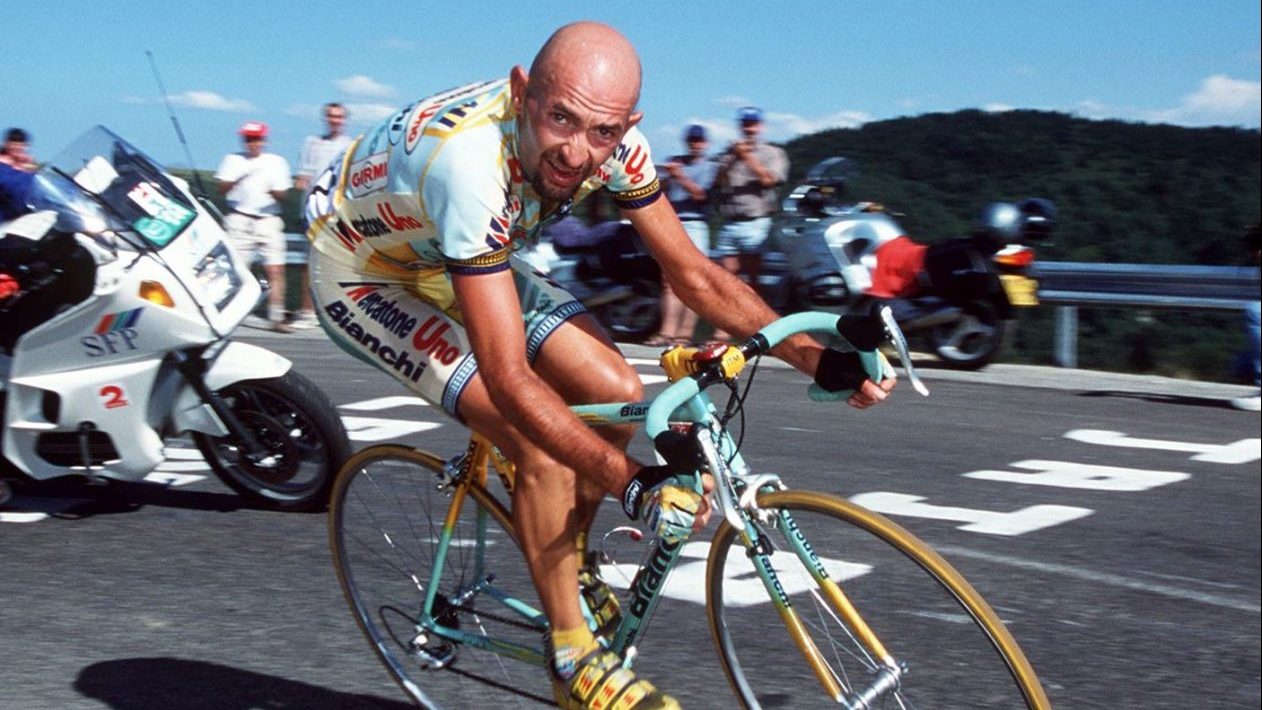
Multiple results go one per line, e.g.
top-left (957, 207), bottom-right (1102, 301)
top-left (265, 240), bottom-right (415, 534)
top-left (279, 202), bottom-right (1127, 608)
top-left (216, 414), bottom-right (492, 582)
top-left (597, 540), bottom-right (871, 608)
top-left (935, 544), bottom-right (1261, 614)
top-left (1065, 429), bottom-right (1261, 464)
top-left (849, 492), bottom-right (1093, 536)
top-left (963, 460), bottom-right (1189, 491)
top-left (342, 416), bottom-right (443, 441)
top-left (340, 396), bottom-right (430, 411)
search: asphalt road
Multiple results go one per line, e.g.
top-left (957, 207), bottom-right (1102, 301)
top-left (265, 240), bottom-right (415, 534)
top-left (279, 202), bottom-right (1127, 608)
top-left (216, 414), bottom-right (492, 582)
top-left (2, 328), bottom-right (1258, 709)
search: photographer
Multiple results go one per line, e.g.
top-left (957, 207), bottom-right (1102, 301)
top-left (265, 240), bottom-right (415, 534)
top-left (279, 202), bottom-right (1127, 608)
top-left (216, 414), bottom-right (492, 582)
top-left (711, 106), bottom-right (788, 339)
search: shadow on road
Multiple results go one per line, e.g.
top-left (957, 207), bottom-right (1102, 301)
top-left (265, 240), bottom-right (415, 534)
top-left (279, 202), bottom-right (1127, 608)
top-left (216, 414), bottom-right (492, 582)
top-left (1076, 390), bottom-right (1237, 409)
top-left (75, 657), bottom-right (411, 709)
top-left (6, 478), bottom-right (287, 520)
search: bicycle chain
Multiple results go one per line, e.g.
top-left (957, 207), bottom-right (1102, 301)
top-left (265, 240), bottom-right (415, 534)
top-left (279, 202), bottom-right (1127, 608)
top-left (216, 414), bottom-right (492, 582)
top-left (448, 601), bottom-right (544, 634)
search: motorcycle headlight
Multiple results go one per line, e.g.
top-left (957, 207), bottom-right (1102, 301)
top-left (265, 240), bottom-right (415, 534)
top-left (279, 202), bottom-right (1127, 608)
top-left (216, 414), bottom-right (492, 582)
top-left (195, 242), bottom-right (242, 310)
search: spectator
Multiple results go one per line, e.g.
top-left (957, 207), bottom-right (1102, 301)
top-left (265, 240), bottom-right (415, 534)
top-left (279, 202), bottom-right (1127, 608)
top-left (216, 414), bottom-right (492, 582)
top-left (647, 124), bottom-right (717, 346)
top-left (711, 106), bottom-right (788, 340)
top-left (0, 128), bottom-right (37, 221)
top-left (1232, 223), bottom-right (1260, 411)
top-left (293, 103), bottom-right (352, 328)
top-left (215, 121), bottom-right (295, 333)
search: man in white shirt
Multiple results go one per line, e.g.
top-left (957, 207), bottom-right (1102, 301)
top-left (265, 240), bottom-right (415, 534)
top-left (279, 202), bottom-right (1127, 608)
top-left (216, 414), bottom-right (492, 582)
top-left (293, 103), bottom-right (352, 328)
top-left (215, 121), bottom-right (294, 332)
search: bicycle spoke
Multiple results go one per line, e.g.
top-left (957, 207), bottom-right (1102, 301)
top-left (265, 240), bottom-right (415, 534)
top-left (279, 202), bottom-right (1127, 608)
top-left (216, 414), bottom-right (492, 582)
top-left (331, 448), bottom-right (554, 708)
top-left (707, 490), bottom-right (1045, 709)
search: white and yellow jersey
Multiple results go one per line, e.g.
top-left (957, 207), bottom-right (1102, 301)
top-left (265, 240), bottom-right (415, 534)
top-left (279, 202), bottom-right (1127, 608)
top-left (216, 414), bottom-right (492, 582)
top-left (306, 78), bottom-right (660, 280)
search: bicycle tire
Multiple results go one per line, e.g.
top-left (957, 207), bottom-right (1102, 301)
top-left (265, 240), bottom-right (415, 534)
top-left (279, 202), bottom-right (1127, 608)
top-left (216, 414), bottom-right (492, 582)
top-left (328, 444), bottom-right (554, 709)
top-left (705, 489), bottom-right (1050, 709)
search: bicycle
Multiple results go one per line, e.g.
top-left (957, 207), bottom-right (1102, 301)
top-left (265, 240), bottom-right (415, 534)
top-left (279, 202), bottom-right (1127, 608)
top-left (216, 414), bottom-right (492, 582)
top-left (328, 307), bottom-right (1052, 708)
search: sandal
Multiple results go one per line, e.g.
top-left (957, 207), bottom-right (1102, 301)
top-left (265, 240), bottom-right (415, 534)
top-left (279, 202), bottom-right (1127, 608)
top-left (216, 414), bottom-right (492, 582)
top-left (642, 334), bottom-right (675, 347)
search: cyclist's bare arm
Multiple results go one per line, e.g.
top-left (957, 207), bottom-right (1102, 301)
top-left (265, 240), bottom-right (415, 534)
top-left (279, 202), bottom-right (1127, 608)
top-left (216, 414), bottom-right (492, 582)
top-left (623, 198), bottom-right (893, 407)
top-left (451, 268), bottom-right (642, 493)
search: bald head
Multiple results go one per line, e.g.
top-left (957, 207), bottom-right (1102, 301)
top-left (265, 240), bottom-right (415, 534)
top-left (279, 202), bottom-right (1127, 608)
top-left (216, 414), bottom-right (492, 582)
top-left (528, 21), bottom-right (642, 108)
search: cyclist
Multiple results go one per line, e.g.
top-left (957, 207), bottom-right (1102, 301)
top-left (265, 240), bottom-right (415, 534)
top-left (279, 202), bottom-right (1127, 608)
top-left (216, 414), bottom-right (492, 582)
top-left (306, 21), bottom-right (895, 709)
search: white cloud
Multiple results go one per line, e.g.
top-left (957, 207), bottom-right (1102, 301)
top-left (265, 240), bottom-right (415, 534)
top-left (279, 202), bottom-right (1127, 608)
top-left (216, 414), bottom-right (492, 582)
top-left (766, 109), bottom-right (871, 139)
top-left (169, 90), bottom-right (256, 113)
top-left (982, 103), bottom-right (1015, 113)
top-left (1143, 74), bottom-right (1261, 127)
top-left (343, 102), bottom-right (399, 123)
top-left (659, 107), bottom-right (872, 148)
top-left (334, 74), bottom-right (395, 99)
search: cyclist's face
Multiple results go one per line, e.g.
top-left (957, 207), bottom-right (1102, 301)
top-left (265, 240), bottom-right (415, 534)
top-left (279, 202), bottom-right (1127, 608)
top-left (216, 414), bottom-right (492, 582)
top-left (511, 65), bottom-right (641, 203)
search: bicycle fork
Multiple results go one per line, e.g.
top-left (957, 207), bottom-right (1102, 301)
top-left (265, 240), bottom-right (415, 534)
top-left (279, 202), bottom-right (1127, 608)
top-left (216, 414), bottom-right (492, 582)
top-left (739, 508), bottom-right (905, 708)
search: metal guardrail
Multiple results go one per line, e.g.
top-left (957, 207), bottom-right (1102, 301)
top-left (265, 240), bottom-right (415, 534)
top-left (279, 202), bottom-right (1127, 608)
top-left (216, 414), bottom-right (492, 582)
top-left (1036, 262), bottom-right (1260, 367)
top-left (285, 236), bottom-right (1257, 368)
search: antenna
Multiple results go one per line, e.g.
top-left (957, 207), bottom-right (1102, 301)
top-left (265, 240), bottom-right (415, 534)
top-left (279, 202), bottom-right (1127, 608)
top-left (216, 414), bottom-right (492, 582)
top-left (145, 49), bottom-right (210, 197)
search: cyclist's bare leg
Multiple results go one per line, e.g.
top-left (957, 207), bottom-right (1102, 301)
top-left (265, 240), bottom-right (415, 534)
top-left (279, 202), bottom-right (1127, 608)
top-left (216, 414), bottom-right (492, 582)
top-left (533, 314), bottom-right (641, 536)
top-left (456, 313), bottom-right (642, 635)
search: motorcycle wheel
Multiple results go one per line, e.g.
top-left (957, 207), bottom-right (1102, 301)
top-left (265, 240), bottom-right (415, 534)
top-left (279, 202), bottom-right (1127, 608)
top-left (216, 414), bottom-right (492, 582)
top-left (597, 286), bottom-right (661, 342)
top-left (193, 370), bottom-right (350, 512)
top-left (927, 299), bottom-right (1008, 370)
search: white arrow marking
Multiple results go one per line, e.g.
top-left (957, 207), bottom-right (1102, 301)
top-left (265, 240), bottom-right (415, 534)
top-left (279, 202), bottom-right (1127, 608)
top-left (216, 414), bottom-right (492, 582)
top-left (341, 396), bottom-right (430, 411)
top-left (1065, 429), bottom-right (1260, 464)
top-left (597, 540), bottom-right (871, 608)
top-left (963, 460), bottom-right (1189, 491)
top-left (850, 492), bottom-right (1093, 536)
top-left (341, 416), bottom-right (443, 442)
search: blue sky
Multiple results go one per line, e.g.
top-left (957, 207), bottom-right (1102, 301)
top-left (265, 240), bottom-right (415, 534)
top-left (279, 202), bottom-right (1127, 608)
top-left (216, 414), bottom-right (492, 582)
top-left (6, 1), bottom-right (1260, 172)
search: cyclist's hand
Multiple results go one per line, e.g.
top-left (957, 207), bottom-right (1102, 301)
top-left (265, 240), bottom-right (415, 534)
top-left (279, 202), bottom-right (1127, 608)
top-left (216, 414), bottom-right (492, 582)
top-left (622, 466), bottom-right (707, 542)
top-left (849, 377), bottom-right (896, 409)
top-left (814, 347), bottom-right (896, 410)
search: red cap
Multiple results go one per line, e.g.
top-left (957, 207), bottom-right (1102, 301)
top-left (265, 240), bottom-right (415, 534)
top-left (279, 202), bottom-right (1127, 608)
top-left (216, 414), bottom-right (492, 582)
top-left (238, 121), bottom-right (269, 138)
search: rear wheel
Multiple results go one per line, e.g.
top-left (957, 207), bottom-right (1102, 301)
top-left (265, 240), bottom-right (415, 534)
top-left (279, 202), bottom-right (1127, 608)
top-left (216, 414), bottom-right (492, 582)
top-left (193, 370), bottom-right (349, 511)
top-left (329, 445), bottom-right (553, 709)
top-left (706, 489), bottom-right (1049, 709)
top-left (928, 298), bottom-right (1007, 370)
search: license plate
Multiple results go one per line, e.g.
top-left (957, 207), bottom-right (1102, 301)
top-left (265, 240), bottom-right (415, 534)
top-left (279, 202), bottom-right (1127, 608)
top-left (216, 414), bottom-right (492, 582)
top-left (1000, 274), bottom-right (1039, 306)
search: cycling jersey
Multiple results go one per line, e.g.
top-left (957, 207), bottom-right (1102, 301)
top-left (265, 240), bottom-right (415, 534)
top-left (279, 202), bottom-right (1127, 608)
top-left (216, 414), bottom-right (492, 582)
top-left (307, 78), bottom-right (661, 278)
top-left (305, 78), bottom-right (662, 417)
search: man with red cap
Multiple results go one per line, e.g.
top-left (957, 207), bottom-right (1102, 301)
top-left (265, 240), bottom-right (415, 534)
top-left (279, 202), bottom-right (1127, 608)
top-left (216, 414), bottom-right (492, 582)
top-left (215, 121), bottom-right (295, 332)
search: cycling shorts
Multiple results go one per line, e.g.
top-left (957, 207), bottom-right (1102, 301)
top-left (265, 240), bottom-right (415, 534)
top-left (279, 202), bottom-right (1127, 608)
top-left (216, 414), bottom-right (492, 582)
top-left (308, 247), bottom-right (585, 418)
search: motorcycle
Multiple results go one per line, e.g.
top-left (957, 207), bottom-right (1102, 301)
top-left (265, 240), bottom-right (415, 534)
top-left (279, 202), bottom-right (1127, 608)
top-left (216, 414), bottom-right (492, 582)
top-left (765, 157), bottom-right (1053, 369)
top-left (520, 215), bottom-right (662, 342)
top-left (0, 126), bottom-right (350, 511)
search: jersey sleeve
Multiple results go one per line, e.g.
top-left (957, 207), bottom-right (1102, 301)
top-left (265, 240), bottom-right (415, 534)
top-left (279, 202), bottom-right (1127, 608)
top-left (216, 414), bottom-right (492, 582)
top-left (421, 142), bottom-right (515, 275)
top-left (603, 126), bottom-right (662, 211)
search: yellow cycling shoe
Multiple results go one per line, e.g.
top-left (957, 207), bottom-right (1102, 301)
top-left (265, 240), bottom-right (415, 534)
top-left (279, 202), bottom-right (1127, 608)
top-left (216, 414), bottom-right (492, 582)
top-left (552, 648), bottom-right (681, 710)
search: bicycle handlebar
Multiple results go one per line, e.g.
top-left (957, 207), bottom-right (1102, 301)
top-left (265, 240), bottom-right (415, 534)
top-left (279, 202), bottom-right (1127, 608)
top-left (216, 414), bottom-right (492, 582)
top-left (644, 307), bottom-right (928, 456)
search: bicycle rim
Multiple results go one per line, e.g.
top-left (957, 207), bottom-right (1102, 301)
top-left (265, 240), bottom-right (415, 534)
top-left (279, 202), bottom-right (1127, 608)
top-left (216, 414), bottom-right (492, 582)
top-left (329, 445), bottom-right (554, 708)
top-left (706, 489), bottom-right (1049, 709)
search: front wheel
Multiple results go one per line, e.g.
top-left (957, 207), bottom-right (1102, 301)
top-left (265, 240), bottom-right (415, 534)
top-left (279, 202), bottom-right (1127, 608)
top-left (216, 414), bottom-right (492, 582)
top-left (928, 298), bottom-right (1008, 370)
top-left (706, 489), bottom-right (1050, 709)
top-left (193, 370), bottom-right (350, 511)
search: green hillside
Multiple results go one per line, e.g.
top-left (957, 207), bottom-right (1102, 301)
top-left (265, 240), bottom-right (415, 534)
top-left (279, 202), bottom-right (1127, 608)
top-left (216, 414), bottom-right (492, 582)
top-left (782, 110), bottom-right (1261, 381)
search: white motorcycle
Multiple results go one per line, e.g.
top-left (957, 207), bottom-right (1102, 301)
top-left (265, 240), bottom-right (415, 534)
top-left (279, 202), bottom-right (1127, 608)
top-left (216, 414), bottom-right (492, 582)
top-left (0, 126), bottom-right (349, 511)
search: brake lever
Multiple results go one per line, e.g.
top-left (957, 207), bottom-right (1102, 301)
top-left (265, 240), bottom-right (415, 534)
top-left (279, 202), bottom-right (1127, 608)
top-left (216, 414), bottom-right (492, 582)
top-left (878, 305), bottom-right (929, 397)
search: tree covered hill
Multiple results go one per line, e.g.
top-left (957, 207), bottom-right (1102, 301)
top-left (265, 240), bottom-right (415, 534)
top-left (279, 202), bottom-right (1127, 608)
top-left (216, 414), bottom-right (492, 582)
top-left (782, 111), bottom-right (1260, 380)
top-left (783, 110), bottom-right (1261, 266)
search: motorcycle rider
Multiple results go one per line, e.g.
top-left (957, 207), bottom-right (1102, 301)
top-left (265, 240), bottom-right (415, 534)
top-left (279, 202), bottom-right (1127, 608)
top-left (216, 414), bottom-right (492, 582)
top-left (305, 22), bottom-right (894, 709)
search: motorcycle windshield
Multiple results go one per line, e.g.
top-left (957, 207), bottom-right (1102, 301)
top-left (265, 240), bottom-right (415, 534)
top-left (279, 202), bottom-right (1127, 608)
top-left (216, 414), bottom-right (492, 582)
top-left (28, 126), bottom-right (196, 249)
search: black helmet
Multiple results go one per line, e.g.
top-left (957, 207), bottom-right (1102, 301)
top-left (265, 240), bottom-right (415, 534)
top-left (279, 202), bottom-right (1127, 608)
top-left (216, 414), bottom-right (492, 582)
top-left (1016, 198), bottom-right (1056, 240)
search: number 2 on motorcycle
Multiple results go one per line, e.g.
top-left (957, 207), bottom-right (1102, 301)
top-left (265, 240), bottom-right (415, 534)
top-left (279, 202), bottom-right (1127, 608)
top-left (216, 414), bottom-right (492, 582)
top-left (99, 385), bottom-right (130, 409)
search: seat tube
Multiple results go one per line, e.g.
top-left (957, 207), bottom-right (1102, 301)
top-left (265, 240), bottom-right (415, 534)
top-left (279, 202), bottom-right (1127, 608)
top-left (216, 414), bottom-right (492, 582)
top-left (422, 478), bottom-right (474, 617)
